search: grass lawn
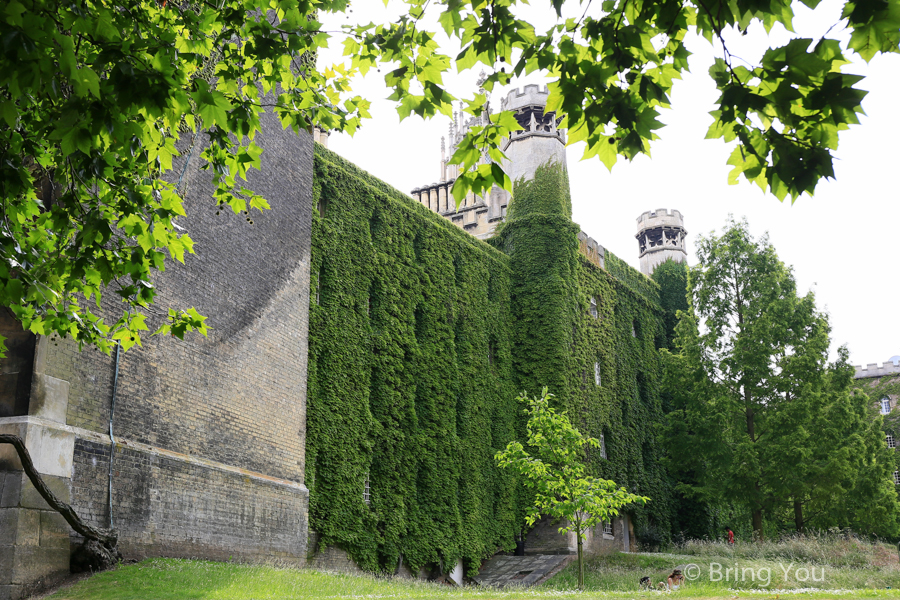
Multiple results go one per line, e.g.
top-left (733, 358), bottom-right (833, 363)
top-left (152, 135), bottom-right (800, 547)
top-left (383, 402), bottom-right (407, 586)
top-left (46, 550), bottom-right (900, 600)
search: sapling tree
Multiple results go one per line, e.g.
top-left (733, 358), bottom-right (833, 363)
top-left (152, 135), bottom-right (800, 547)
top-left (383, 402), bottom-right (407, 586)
top-left (496, 387), bottom-right (648, 590)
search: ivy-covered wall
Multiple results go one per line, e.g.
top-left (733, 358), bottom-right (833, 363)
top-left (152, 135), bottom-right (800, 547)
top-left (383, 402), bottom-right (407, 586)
top-left (852, 374), bottom-right (900, 490)
top-left (570, 252), bottom-right (674, 546)
top-left (307, 146), bottom-right (676, 572)
top-left (307, 145), bottom-right (523, 574)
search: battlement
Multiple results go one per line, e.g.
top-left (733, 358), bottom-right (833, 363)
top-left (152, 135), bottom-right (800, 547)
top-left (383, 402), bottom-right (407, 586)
top-left (501, 84), bottom-right (550, 112)
top-left (635, 208), bottom-right (687, 276)
top-left (636, 208), bottom-right (685, 231)
top-left (854, 359), bottom-right (900, 379)
top-left (410, 180), bottom-right (507, 240)
top-left (578, 231), bottom-right (607, 269)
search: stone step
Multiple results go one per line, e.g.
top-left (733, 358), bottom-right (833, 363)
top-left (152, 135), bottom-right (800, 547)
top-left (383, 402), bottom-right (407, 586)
top-left (472, 554), bottom-right (573, 588)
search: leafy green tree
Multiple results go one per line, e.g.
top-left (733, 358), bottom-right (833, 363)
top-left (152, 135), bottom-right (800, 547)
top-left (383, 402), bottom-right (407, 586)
top-left (496, 387), bottom-right (648, 589)
top-left (342, 0), bottom-right (899, 204)
top-left (0, 0), bottom-right (364, 356)
top-left (765, 347), bottom-right (900, 536)
top-left (3, 0), bottom-right (899, 356)
top-left (662, 218), bottom-right (899, 539)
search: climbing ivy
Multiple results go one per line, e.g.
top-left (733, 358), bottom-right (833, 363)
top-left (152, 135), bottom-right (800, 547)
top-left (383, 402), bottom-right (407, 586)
top-left (651, 259), bottom-right (689, 351)
top-left (308, 149), bottom-right (676, 572)
top-left (852, 374), bottom-right (900, 475)
top-left (498, 161), bottom-right (580, 402)
top-left (604, 252), bottom-right (660, 306)
top-left (308, 145), bottom-right (522, 575)
top-left (571, 252), bottom-right (673, 546)
top-left (498, 160), bottom-right (673, 547)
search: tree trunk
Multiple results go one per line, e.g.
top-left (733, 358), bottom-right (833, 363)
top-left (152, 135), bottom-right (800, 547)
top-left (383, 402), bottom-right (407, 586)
top-left (0, 434), bottom-right (118, 548)
top-left (752, 509), bottom-right (764, 541)
top-left (794, 500), bottom-right (804, 533)
top-left (577, 534), bottom-right (584, 590)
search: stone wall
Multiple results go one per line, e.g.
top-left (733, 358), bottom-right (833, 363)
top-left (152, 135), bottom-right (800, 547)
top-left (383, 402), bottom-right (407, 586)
top-left (71, 437), bottom-right (308, 562)
top-left (523, 515), bottom-right (631, 555)
top-left (0, 110), bottom-right (314, 599)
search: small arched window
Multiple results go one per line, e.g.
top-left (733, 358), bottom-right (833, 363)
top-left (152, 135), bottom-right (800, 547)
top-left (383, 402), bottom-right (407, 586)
top-left (881, 398), bottom-right (892, 415)
top-left (589, 297), bottom-right (598, 319)
top-left (594, 362), bottom-right (602, 387)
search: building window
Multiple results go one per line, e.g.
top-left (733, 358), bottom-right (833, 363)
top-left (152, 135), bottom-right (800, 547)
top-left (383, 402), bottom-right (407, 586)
top-left (887, 434), bottom-right (896, 449)
top-left (894, 471), bottom-right (900, 486)
top-left (363, 473), bottom-right (371, 505)
top-left (632, 321), bottom-right (638, 338)
top-left (600, 433), bottom-right (607, 459)
top-left (594, 362), bottom-right (601, 387)
top-left (603, 521), bottom-right (613, 536)
top-left (881, 398), bottom-right (892, 415)
top-left (589, 297), bottom-right (598, 319)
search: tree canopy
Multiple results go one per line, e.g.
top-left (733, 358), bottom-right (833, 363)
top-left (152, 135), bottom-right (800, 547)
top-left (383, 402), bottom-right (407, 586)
top-left (2, 0), bottom-right (898, 355)
top-left (661, 218), bottom-right (900, 539)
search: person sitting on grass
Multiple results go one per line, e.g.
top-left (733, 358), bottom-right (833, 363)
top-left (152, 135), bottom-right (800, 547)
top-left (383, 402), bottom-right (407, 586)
top-left (640, 576), bottom-right (653, 589)
top-left (667, 569), bottom-right (684, 591)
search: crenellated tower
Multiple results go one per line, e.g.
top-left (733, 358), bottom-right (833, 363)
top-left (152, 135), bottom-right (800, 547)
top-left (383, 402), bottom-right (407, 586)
top-left (499, 84), bottom-right (567, 190)
top-left (496, 85), bottom-right (579, 401)
top-left (635, 209), bottom-right (687, 276)
top-left (410, 82), bottom-right (567, 239)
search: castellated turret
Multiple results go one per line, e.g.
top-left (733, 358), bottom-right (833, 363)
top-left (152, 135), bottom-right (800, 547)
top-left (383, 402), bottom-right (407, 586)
top-left (409, 82), bottom-right (568, 240)
top-left (635, 209), bottom-right (687, 276)
top-left (499, 84), bottom-right (567, 186)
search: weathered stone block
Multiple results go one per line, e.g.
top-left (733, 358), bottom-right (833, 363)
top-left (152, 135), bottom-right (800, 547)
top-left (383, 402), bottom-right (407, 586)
top-left (8, 545), bottom-right (69, 585)
top-left (0, 424), bottom-right (27, 473)
top-left (0, 583), bottom-right (25, 600)
top-left (19, 473), bottom-right (71, 510)
top-left (0, 420), bottom-right (75, 479)
top-left (0, 509), bottom-right (17, 547)
top-left (28, 375), bottom-right (70, 424)
top-left (0, 509), bottom-right (39, 547)
top-left (40, 511), bottom-right (70, 547)
top-left (0, 546), bottom-right (13, 584)
top-left (0, 474), bottom-right (21, 509)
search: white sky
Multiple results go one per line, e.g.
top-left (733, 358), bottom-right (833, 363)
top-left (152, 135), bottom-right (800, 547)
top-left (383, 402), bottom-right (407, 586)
top-left (318, 1), bottom-right (899, 366)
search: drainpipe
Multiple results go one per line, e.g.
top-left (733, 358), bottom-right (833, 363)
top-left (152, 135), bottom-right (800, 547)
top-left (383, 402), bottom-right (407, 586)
top-left (107, 341), bottom-right (121, 529)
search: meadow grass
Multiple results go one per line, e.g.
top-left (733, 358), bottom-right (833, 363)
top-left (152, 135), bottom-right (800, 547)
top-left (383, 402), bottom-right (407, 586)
top-left (48, 535), bottom-right (900, 600)
top-left (542, 533), bottom-right (900, 596)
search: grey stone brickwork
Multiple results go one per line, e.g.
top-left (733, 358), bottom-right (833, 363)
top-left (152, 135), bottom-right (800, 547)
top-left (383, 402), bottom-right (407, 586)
top-left (307, 532), bottom-right (365, 574)
top-left (0, 109), bottom-right (314, 597)
top-left (0, 471), bottom-right (71, 600)
top-left (523, 515), bottom-right (631, 556)
top-left (71, 438), bottom-right (308, 562)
